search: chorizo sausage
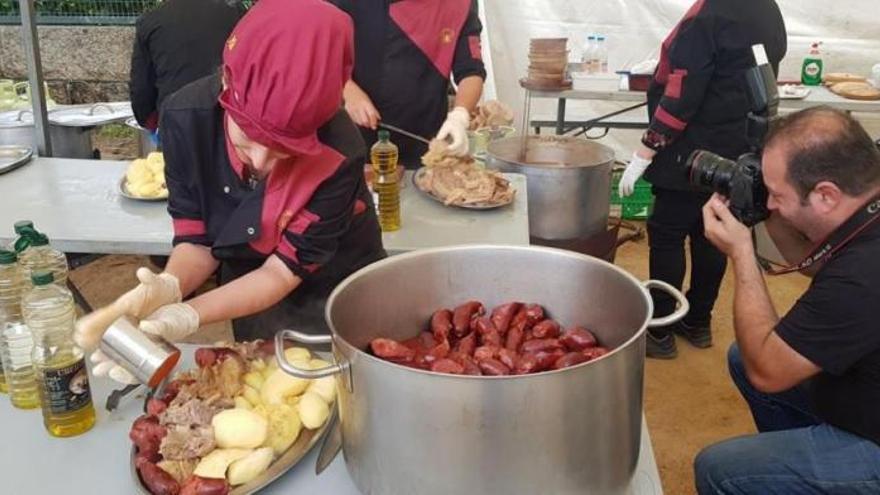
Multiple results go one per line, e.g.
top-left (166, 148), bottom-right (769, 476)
top-left (146, 397), bottom-right (168, 418)
top-left (430, 309), bottom-right (454, 341)
top-left (534, 349), bottom-right (566, 372)
top-left (473, 317), bottom-right (503, 347)
top-left (520, 338), bottom-right (564, 355)
top-left (514, 353), bottom-right (540, 374)
top-left (497, 348), bottom-right (518, 369)
top-left (531, 320), bottom-right (561, 339)
top-left (452, 301), bottom-right (484, 337)
top-left (130, 415), bottom-right (167, 459)
top-left (179, 476), bottom-right (230, 495)
top-left (431, 358), bottom-right (465, 374)
top-left (370, 338), bottom-right (416, 361)
top-left (490, 302), bottom-right (522, 336)
top-left (425, 338), bottom-right (451, 363)
top-left (474, 345), bottom-right (500, 362)
top-left (524, 304), bottom-right (545, 326)
top-left (561, 327), bottom-right (599, 351)
top-left (553, 352), bottom-right (590, 370)
top-left (453, 331), bottom-right (477, 357)
top-left (582, 347), bottom-right (609, 361)
top-left (478, 358), bottom-right (511, 376)
top-left (193, 347), bottom-right (240, 369)
top-left (138, 460), bottom-right (181, 495)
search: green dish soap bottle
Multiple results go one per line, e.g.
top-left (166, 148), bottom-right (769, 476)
top-left (801, 42), bottom-right (824, 86)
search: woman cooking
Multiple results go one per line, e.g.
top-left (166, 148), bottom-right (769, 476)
top-left (75, 0), bottom-right (385, 383)
top-left (329, 0), bottom-right (487, 167)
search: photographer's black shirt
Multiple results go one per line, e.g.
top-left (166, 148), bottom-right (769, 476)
top-left (776, 219), bottom-right (880, 445)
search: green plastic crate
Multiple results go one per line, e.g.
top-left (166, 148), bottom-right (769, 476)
top-left (610, 170), bottom-right (654, 220)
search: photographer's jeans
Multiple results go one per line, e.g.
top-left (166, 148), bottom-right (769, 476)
top-left (694, 344), bottom-right (880, 494)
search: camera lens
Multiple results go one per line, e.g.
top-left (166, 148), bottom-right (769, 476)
top-left (687, 150), bottom-right (738, 195)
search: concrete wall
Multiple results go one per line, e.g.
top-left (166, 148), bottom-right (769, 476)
top-left (0, 25), bottom-right (133, 104)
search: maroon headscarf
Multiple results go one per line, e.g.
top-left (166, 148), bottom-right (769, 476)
top-left (219, 0), bottom-right (354, 156)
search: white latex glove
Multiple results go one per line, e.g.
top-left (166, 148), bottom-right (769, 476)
top-left (139, 303), bottom-right (201, 343)
top-left (436, 106), bottom-right (470, 156)
top-left (90, 348), bottom-right (139, 385)
top-left (618, 151), bottom-right (653, 197)
top-left (118, 267), bottom-right (182, 319)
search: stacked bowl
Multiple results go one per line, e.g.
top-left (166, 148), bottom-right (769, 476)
top-left (526, 38), bottom-right (570, 89)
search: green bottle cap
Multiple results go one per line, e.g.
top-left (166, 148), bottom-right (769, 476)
top-left (0, 250), bottom-right (17, 264)
top-left (31, 271), bottom-right (54, 286)
top-left (377, 130), bottom-right (390, 141)
top-left (29, 233), bottom-right (49, 247)
top-left (13, 220), bottom-right (34, 235)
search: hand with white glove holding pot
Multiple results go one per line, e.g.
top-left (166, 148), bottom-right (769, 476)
top-left (618, 147), bottom-right (656, 198)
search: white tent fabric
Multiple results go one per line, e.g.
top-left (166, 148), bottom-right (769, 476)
top-left (479, 0), bottom-right (880, 157)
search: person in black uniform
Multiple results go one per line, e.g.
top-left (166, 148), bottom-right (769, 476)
top-left (617, 0), bottom-right (787, 358)
top-left (330, 0), bottom-right (487, 167)
top-left (129, 0), bottom-right (244, 131)
top-left (79, 0), bottom-right (385, 383)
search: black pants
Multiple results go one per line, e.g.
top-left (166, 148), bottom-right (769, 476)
top-left (647, 187), bottom-right (727, 336)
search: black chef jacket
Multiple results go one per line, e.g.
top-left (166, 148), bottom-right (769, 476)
top-left (130, 0), bottom-right (244, 129)
top-left (159, 75), bottom-right (386, 341)
top-left (329, 0), bottom-right (487, 168)
top-left (642, 0), bottom-right (787, 191)
top-left (776, 217), bottom-right (880, 445)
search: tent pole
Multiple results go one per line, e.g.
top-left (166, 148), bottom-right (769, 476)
top-left (18, 0), bottom-right (52, 156)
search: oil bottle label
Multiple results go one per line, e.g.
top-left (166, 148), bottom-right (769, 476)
top-left (42, 359), bottom-right (92, 414)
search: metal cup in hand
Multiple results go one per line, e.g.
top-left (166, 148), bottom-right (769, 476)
top-left (99, 315), bottom-right (180, 388)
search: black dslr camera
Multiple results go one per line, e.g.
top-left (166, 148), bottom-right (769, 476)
top-left (687, 45), bottom-right (779, 227)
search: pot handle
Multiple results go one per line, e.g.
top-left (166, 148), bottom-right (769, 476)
top-left (274, 329), bottom-right (345, 379)
top-left (642, 280), bottom-right (690, 328)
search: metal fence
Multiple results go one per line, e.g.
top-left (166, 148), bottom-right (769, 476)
top-left (0, 0), bottom-right (250, 25)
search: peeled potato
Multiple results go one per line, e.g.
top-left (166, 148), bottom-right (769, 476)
top-left (264, 403), bottom-right (302, 455)
top-left (298, 391), bottom-right (330, 429)
top-left (251, 405), bottom-right (269, 420)
top-left (135, 181), bottom-right (163, 198)
top-left (306, 375), bottom-right (337, 404)
top-left (212, 409), bottom-right (269, 449)
top-left (193, 448), bottom-right (252, 479)
top-left (260, 368), bottom-right (310, 405)
top-left (243, 371), bottom-right (265, 391)
top-left (227, 447), bottom-right (274, 486)
top-left (249, 358), bottom-right (267, 372)
top-left (126, 160), bottom-right (150, 183)
top-left (242, 385), bottom-right (261, 407)
top-left (234, 396), bottom-right (253, 410)
top-left (284, 347), bottom-right (312, 363)
top-left (309, 358), bottom-right (331, 369)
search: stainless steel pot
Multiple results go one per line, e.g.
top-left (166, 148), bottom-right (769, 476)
top-left (486, 136), bottom-right (615, 240)
top-left (276, 245), bottom-right (688, 495)
top-left (0, 109), bottom-right (95, 158)
top-left (126, 117), bottom-right (158, 156)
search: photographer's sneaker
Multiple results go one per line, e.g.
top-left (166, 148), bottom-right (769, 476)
top-left (673, 321), bottom-right (713, 349)
top-left (646, 331), bottom-right (677, 360)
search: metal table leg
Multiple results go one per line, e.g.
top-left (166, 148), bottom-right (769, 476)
top-left (556, 98), bottom-right (567, 135)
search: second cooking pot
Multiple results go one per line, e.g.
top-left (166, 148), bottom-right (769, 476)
top-left (276, 245), bottom-right (687, 494)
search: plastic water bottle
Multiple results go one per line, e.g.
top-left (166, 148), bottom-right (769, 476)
top-left (16, 226), bottom-right (68, 287)
top-left (582, 35), bottom-right (597, 74)
top-left (597, 35), bottom-right (609, 73)
top-left (370, 130), bottom-right (401, 232)
top-left (0, 250), bottom-right (39, 409)
top-left (23, 271), bottom-right (95, 437)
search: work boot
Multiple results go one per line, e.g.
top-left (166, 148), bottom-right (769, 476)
top-left (673, 321), bottom-right (713, 349)
top-left (646, 331), bottom-right (677, 359)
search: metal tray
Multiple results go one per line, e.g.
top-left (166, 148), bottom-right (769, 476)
top-left (412, 166), bottom-right (515, 210)
top-left (131, 396), bottom-right (335, 494)
top-left (119, 177), bottom-right (167, 202)
top-left (0, 145), bottom-right (33, 175)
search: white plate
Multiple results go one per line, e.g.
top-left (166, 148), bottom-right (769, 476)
top-left (119, 177), bottom-right (168, 202)
top-left (778, 85), bottom-right (811, 99)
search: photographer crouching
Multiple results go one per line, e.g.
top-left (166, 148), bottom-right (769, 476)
top-left (694, 106), bottom-right (880, 493)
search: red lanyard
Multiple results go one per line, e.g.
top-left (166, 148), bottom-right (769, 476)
top-left (757, 194), bottom-right (880, 276)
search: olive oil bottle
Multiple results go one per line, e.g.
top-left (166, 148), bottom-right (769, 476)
top-left (0, 250), bottom-right (38, 408)
top-left (370, 130), bottom-right (401, 232)
top-left (22, 272), bottom-right (95, 437)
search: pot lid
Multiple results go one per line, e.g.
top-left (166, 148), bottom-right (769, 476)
top-left (48, 102), bottom-right (133, 127)
top-left (487, 135), bottom-right (615, 169)
top-left (125, 116), bottom-right (148, 131)
top-left (0, 109), bottom-right (34, 128)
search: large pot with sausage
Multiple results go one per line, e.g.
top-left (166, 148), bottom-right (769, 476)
top-left (276, 245), bottom-right (687, 494)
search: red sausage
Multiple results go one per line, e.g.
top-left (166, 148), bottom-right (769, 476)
top-left (582, 347), bottom-right (610, 361)
top-left (561, 327), bottom-right (599, 351)
top-left (130, 415), bottom-right (167, 459)
top-left (146, 398), bottom-right (168, 417)
top-left (534, 349), bottom-right (567, 371)
top-left (473, 317), bottom-right (503, 347)
top-left (452, 301), bottom-right (485, 337)
top-left (462, 359), bottom-right (483, 375)
top-left (478, 358), bottom-right (511, 376)
top-left (490, 302), bottom-right (522, 336)
top-left (194, 347), bottom-right (240, 368)
top-left (431, 358), bottom-right (465, 374)
top-left (453, 331), bottom-right (477, 357)
top-left (420, 331), bottom-right (439, 350)
top-left (505, 325), bottom-right (524, 352)
top-left (138, 460), bottom-right (181, 495)
top-left (531, 320), bottom-right (561, 339)
top-left (430, 309), bottom-right (454, 341)
top-left (425, 338), bottom-right (451, 363)
top-left (370, 338), bottom-right (416, 361)
top-left (180, 476), bottom-right (230, 495)
top-left (553, 352), bottom-right (590, 370)
top-left (520, 338), bottom-right (564, 355)
top-left (497, 348), bottom-right (518, 369)
top-left (515, 353), bottom-right (540, 374)
top-left (524, 304), bottom-right (545, 326)
top-left (158, 378), bottom-right (192, 403)
top-left (474, 345), bottom-right (500, 362)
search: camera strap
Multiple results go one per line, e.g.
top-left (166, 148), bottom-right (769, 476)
top-left (758, 193), bottom-right (880, 275)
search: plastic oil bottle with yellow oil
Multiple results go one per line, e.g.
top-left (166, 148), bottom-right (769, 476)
top-left (0, 249), bottom-right (39, 408)
top-left (22, 271), bottom-right (95, 437)
top-left (370, 130), bottom-right (401, 231)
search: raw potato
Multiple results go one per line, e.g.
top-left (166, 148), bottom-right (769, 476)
top-left (242, 385), bottom-right (261, 408)
top-left (125, 153), bottom-right (168, 199)
top-left (298, 392), bottom-right (330, 429)
top-left (306, 376), bottom-right (337, 404)
top-left (260, 368), bottom-right (310, 405)
top-left (234, 396), bottom-right (253, 410)
top-left (284, 347), bottom-right (312, 363)
top-left (243, 371), bottom-right (265, 390)
top-left (212, 409), bottom-right (269, 449)
top-left (227, 447), bottom-right (274, 486)
top-left (193, 448), bottom-right (252, 479)
top-left (264, 403), bottom-right (303, 455)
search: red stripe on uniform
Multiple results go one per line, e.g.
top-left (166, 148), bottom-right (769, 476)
top-left (468, 35), bottom-right (482, 61)
top-left (276, 236), bottom-right (299, 263)
top-left (655, 106), bottom-right (687, 131)
top-left (655, 0), bottom-right (707, 84)
top-left (353, 199), bottom-right (367, 216)
top-left (173, 218), bottom-right (207, 237)
top-left (389, 0), bottom-right (471, 77)
top-left (665, 69), bottom-right (688, 99)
